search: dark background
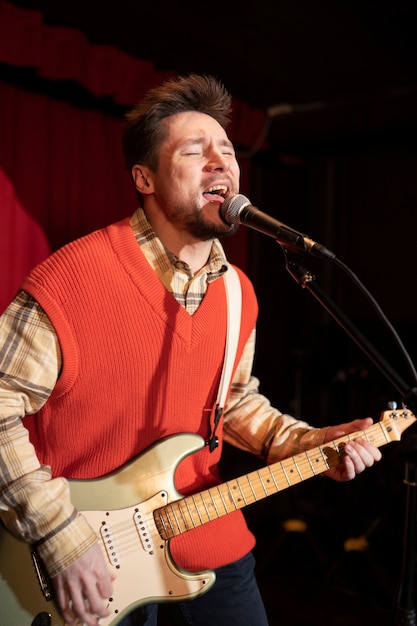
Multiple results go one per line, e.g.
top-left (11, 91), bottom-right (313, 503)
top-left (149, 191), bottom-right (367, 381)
top-left (4, 1), bottom-right (417, 623)
top-left (10, 0), bottom-right (416, 409)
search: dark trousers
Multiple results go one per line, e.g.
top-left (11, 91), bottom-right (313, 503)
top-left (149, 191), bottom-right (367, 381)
top-left (119, 552), bottom-right (269, 625)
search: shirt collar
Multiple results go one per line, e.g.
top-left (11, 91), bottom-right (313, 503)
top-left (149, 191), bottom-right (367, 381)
top-left (130, 207), bottom-right (229, 282)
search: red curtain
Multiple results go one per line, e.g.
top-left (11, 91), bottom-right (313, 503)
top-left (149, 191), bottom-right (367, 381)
top-left (0, 0), bottom-right (266, 313)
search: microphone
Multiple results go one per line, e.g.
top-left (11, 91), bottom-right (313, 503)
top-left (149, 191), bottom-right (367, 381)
top-left (221, 194), bottom-right (335, 260)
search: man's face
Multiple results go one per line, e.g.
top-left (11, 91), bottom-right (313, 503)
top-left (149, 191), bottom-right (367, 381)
top-left (145, 111), bottom-right (240, 240)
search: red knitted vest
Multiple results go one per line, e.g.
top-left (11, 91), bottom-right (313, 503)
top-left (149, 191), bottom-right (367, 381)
top-left (22, 217), bottom-right (259, 570)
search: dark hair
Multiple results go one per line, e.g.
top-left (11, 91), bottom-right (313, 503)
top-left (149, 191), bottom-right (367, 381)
top-left (122, 74), bottom-right (232, 171)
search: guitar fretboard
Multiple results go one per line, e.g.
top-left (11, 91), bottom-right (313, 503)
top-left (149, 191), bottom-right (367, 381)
top-left (154, 409), bottom-right (414, 540)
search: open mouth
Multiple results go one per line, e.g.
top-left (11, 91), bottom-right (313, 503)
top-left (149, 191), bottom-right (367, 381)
top-left (202, 185), bottom-right (228, 203)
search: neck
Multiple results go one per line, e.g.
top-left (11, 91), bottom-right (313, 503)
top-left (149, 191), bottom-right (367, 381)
top-left (142, 207), bottom-right (213, 275)
top-left (175, 242), bottom-right (213, 275)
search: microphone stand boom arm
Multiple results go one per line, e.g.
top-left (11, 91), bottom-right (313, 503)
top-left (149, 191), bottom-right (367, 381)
top-left (282, 250), bottom-right (417, 411)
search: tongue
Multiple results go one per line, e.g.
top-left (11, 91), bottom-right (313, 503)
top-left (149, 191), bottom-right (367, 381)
top-left (203, 192), bottom-right (225, 203)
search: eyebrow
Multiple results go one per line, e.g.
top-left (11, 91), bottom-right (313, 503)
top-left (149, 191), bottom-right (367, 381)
top-left (180, 138), bottom-right (235, 150)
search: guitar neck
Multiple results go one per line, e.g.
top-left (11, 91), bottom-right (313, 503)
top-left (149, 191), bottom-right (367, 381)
top-left (154, 408), bottom-right (415, 540)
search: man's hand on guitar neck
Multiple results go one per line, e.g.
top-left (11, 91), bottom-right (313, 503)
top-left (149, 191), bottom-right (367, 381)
top-left (52, 543), bottom-right (115, 626)
top-left (322, 417), bottom-right (382, 482)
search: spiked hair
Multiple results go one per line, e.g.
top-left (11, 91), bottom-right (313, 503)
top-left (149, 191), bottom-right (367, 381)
top-left (122, 74), bottom-right (233, 171)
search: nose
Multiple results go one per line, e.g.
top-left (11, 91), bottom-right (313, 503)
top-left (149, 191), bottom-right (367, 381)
top-left (205, 146), bottom-right (231, 172)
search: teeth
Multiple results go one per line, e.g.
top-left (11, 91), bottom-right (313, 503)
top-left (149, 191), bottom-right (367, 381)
top-left (206, 185), bottom-right (228, 196)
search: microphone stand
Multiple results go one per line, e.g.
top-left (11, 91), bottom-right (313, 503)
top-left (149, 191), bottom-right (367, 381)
top-left (283, 252), bottom-right (417, 411)
top-left (281, 249), bottom-right (417, 624)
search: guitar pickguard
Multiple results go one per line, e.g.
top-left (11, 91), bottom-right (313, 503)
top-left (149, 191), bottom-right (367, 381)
top-left (0, 434), bottom-right (215, 626)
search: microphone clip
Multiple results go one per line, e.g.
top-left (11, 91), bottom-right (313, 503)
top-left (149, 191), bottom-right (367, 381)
top-left (283, 249), bottom-right (316, 288)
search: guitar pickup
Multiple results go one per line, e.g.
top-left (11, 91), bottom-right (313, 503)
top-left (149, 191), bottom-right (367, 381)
top-left (100, 521), bottom-right (121, 567)
top-left (134, 509), bottom-right (154, 554)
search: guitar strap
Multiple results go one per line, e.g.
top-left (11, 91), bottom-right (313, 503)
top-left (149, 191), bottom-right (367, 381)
top-left (207, 265), bottom-right (242, 452)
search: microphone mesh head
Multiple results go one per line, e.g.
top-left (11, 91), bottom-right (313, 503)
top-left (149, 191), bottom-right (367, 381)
top-left (221, 194), bottom-right (251, 224)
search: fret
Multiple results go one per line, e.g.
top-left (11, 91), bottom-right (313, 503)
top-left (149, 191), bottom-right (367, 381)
top-left (310, 449), bottom-right (326, 473)
top-left (374, 420), bottom-right (396, 446)
top-left (191, 495), bottom-right (204, 525)
top-left (196, 492), bottom-right (214, 523)
top-left (318, 445), bottom-right (330, 471)
top-left (305, 450), bottom-right (317, 476)
top-left (182, 497), bottom-right (197, 530)
top-left (231, 478), bottom-right (247, 507)
top-left (308, 449), bottom-right (323, 473)
top-left (281, 457), bottom-right (301, 486)
top-left (154, 507), bottom-right (174, 540)
top-left (321, 442), bottom-right (342, 469)
top-left (257, 469), bottom-right (270, 497)
top-left (279, 461), bottom-right (290, 487)
top-left (167, 501), bottom-right (183, 534)
top-left (176, 499), bottom-right (192, 531)
top-left (266, 464), bottom-right (281, 492)
top-left (216, 484), bottom-right (230, 515)
top-left (378, 420), bottom-right (395, 444)
top-left (207, 488), bottom-right (221, 518)
top-left (244, 475), bottom-right (258, 502)
top-left (363, 428), bottom-right (373, 444)
top-left (225, 480), bottom-right (240, 509)
top-left (292, 455), bottom-right (303, 480)
top-left (235, 477), bottom-right (251, 505)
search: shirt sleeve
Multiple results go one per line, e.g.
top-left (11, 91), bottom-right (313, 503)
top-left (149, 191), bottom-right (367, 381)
top-left (223, 326), bottom-right (328, 463)
top-left (0, 291), bottom-right (97, 577)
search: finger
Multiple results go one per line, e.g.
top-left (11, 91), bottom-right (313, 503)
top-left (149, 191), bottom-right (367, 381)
top-left (97, 576), bottom-right (114, 601)
top-left (85, 584), bottom-right (112, 618)
top-left (355, 417), bottom-right (374, 431)
top-left (63, 577), bottom-right (108, 626)
top-left (341, 455), bottom-right (356, 480)
top-left (344, 442), bottom-right (377, 473)
top-left (347, 440), bottom-right (382, 467)
top-left (54, 580), bottom-right (79, 625)
top-left (66, 587), bottom-right (99, 626)
top-left (355, 438), bottom-right (383, 462)
top-left (325, 418), bottom-right (372, 442)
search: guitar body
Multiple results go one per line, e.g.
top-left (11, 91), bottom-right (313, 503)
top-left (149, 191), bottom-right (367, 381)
top-left (0, 433), bottom-right (215, 626)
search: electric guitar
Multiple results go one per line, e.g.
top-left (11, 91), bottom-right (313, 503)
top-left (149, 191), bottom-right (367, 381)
top-left (0, 407), bottom-right (415, 625)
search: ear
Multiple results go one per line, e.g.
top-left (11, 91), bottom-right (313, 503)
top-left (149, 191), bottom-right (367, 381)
top-left (132, 165), bottom-right (155, 195)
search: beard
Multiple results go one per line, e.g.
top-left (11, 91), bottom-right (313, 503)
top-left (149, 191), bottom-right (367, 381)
top-left (181, 206), bottom-right (240, 241)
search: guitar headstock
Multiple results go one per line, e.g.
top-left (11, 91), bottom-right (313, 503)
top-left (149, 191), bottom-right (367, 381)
top-left (379, 405), bottom-right (417, 440)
